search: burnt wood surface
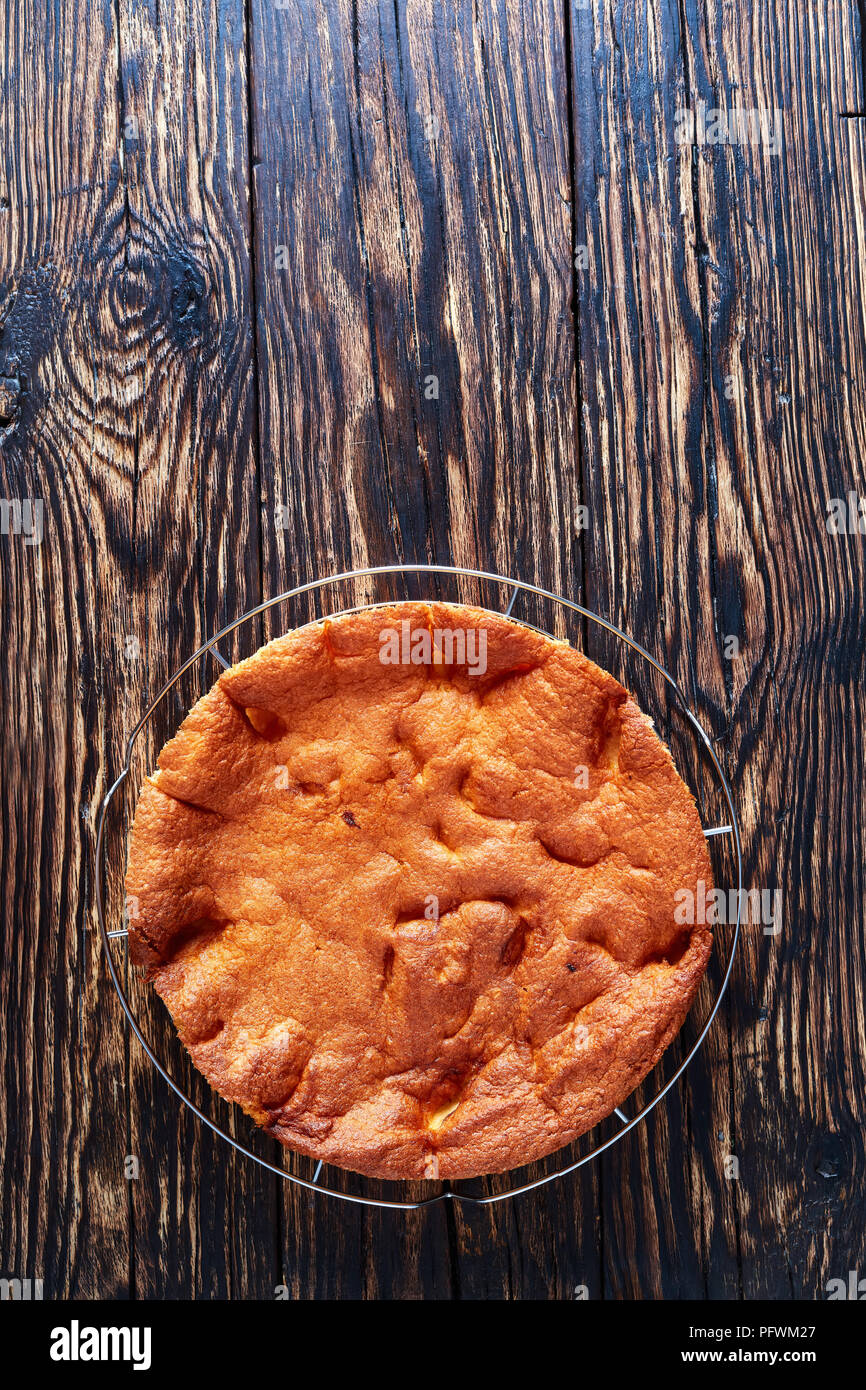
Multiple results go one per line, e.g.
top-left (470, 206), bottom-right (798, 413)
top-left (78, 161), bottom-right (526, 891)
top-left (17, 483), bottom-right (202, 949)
top-left (0, 0), bottom-right (864, 1300)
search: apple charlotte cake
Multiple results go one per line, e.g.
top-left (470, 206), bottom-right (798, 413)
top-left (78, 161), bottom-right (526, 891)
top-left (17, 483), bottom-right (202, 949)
top-left (126, 601), bottom-right (713, 1180)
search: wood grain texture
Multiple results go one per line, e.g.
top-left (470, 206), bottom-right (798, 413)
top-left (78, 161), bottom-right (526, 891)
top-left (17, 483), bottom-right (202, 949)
top-left (687, 0), bottom-right (866, 1299)
top-left (570, 0), bottom-right (739, 1301)
top-left (571, 0), bottom-right (866, 1299)
top-left (0, 0), bottom-right (272, 1298)
top-left (0, 0), bottom-right (132, 1301)
top-left (111, 0), bottom-right (272, 1301)
top-left (0, 0), bottom-right (864, 1300)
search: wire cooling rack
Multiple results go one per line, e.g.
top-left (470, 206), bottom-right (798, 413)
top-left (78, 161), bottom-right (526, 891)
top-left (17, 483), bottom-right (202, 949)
top-left (95, 564), bottom-right (742, 1209)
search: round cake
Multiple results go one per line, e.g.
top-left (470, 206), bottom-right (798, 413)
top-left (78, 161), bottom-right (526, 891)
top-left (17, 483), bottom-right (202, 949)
top-left (125, 601), bottom-right (713, 1180)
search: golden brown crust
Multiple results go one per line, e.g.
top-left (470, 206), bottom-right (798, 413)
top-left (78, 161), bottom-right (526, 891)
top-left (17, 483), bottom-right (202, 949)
top-left (125, 602), bottom-right (713, 1179)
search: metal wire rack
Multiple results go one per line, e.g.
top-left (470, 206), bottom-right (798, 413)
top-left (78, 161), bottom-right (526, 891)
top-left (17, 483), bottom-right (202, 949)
top-left (95, 564), bottom-right (742, 1210)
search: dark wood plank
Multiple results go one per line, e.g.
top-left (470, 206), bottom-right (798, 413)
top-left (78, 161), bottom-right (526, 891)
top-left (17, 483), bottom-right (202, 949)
top-left (570, 0), bottom-right (866, 1299)
top-left (569, 0), bottom-right (740, 1300)
top-left (684, 0), bottom-right (866, 1299)
top-left (248, 0), bottom-right (593, 1297)
top-left (109, 0), bottom-right (273, 1299)
top-left (0, 0), bottom-right (272, 1298)
top-left (0, 0), bottom-right (132, 1300)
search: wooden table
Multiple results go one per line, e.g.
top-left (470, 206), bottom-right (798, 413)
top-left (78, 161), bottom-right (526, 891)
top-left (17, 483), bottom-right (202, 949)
top-left (1, 1), bottom-right (864, 1301)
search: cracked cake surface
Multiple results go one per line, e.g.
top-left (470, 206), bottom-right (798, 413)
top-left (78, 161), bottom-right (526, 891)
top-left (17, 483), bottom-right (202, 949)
top-left (125, 600), bottom-right (713, 1180)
